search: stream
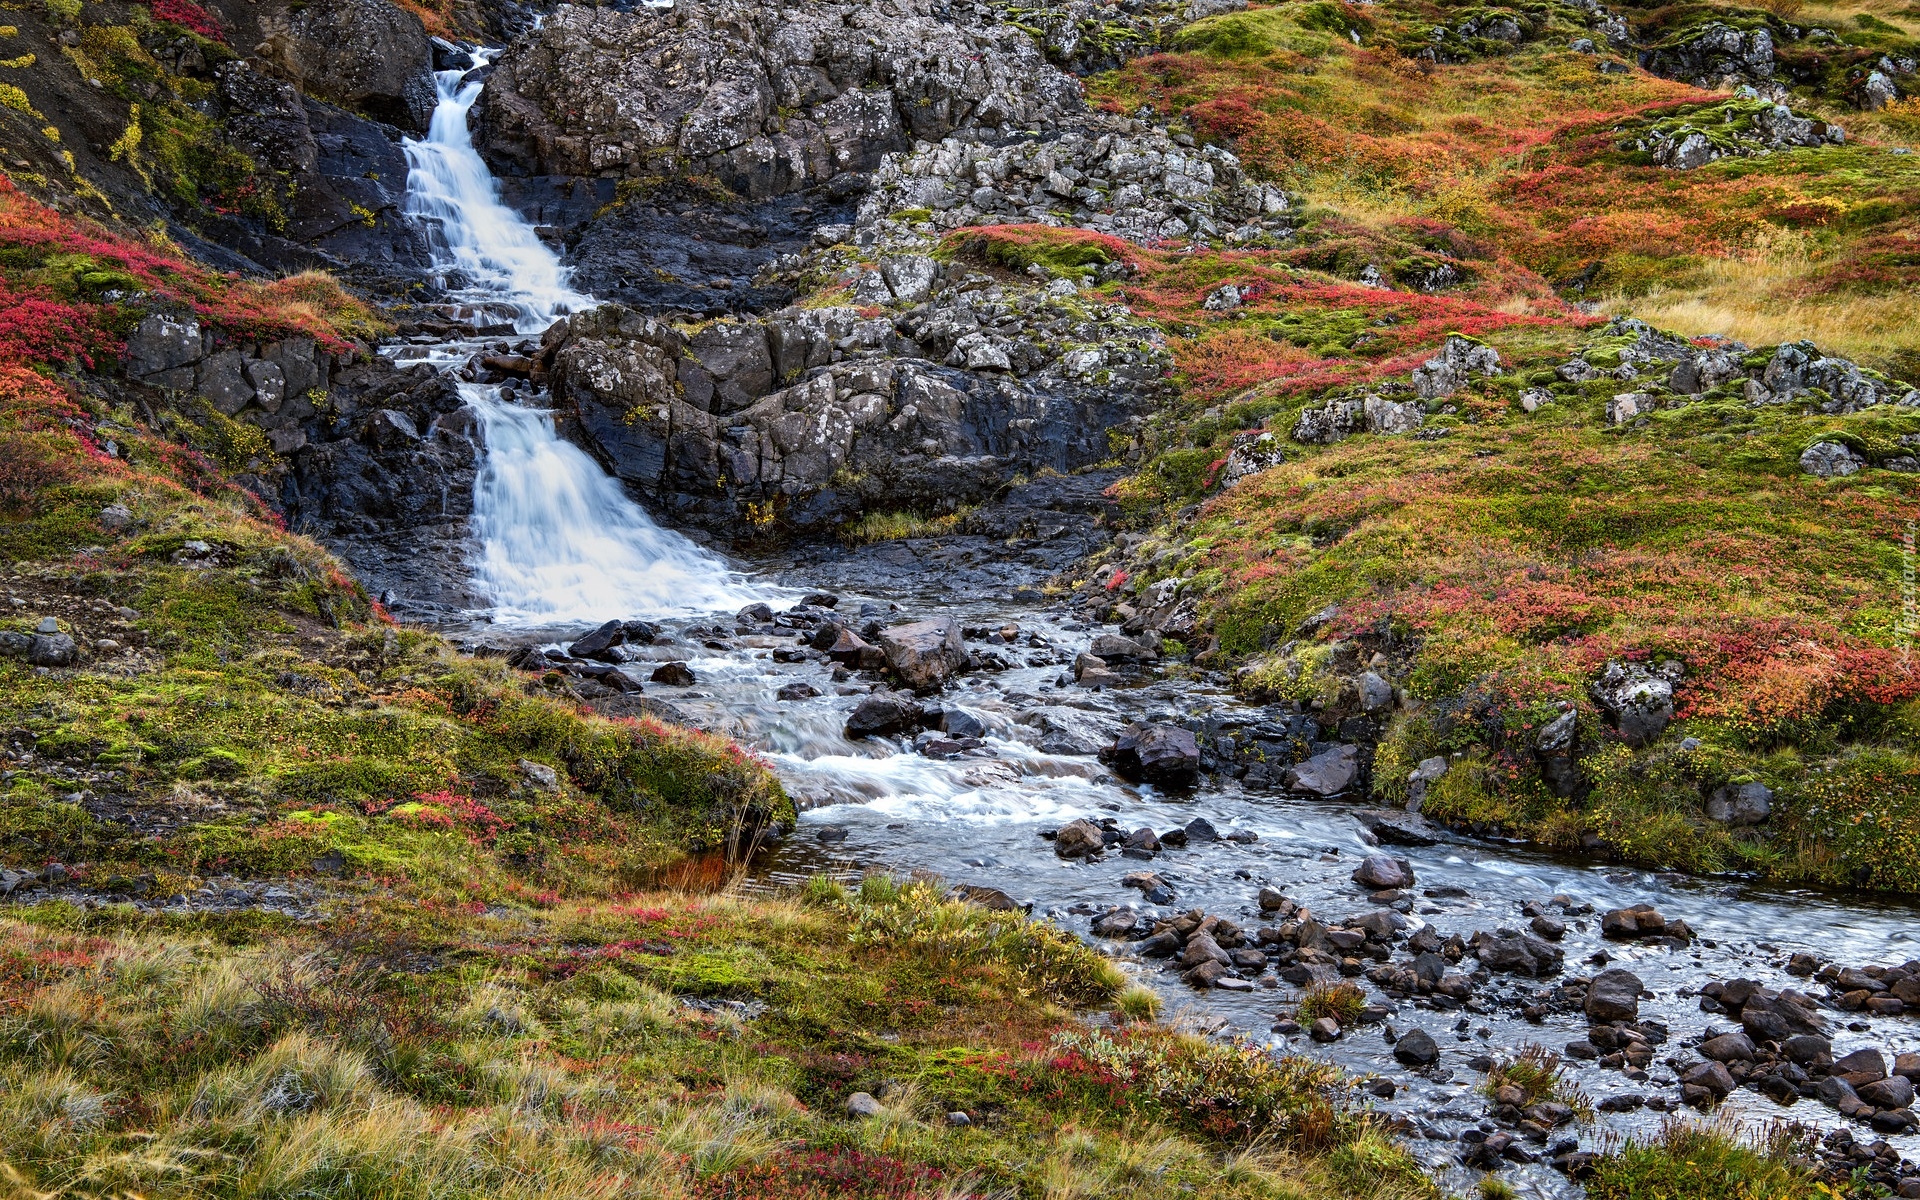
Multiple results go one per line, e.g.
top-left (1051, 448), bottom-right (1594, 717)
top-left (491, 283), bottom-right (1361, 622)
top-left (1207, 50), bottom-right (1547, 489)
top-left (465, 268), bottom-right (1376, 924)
top-left (390, 44), bottom-right (1920, 1199)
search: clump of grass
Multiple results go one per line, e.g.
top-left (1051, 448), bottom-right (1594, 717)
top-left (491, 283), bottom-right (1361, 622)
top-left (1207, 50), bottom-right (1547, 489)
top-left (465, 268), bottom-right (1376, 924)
top-left (1482, 1046), bottom-right (1591, 1117)
top-left (1297, 980), bottom-right (1367, 1027)
top-left (1587, 1116), bottom-right (1813, 1200)
top-left (839, 507), bottom-right (969, 544)
top-left (1117, 985), bottom-right (1163, 1022)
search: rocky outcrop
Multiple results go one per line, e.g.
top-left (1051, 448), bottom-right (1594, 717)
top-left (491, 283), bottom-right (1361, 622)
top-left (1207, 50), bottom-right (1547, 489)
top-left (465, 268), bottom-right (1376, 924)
top-left (1630, 98), bottom-right (1844, 170)
top-left (1292, 391), bottom-right (1424, 444)
top-left (1640, 23), bottom-right (1777, 91)
top-left (858, 120), bottom-right (1291, 246)
top-left (205, 62), bottom-right (433, 281)
top-left (119, 311), bottom-right (484, 615)
top-left (474, 0), bottom-right (1081, 196)
top-left (542, 279), bottom-right (1172, 536)
top-left (252, 0), bottom-right (435, 131)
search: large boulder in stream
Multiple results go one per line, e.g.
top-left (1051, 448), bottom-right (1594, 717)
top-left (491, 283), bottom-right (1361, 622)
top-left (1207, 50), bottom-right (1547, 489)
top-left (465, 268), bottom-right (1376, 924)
top-left (1106, 722), bottom-right (1201, 788)
top-left (878, 618), bottom-right (968, 692)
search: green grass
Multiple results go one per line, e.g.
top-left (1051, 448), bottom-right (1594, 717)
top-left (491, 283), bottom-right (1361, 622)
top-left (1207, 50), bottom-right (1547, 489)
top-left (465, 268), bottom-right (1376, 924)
top-left (1586, 1118), bottom-right (1818, 1200)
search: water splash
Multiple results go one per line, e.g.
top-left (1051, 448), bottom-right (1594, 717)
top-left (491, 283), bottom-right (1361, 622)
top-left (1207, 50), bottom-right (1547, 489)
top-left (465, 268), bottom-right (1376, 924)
top-left (401, 51), bottom-right (765, 623)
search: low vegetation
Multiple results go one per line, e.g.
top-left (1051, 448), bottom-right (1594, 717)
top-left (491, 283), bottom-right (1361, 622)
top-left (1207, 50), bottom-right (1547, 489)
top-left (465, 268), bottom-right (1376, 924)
top-left (1586, 1117), bottom-right (1819, 1200)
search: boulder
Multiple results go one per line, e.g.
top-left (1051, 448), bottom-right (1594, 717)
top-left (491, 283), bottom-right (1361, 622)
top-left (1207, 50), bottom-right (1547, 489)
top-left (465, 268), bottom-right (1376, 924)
top-left (878, 618), bottom-right (968, 692)
top-left (1411, 334), bottom-right (1502, 400)
top-left (650, 662), bottom-right (696, 686)
top-left (1679, 1060), bottom-right (1735, 1099)
top-left (1859, 1076), bottom-right (1915, 1110)
top-left (1393, 1028), bottom-right (1440, 1065)
top-left (1108, 723), bottom-right (1202, 788)
top-left (1835, 1048), bottom-right (1888, 1080)
top-left (1801, 441), bottom-right (1865, 478)
top-left (1473, 931), bottom-right (1564, 977)
top-left (1350, 855), bottom-right (1414, 890)
top-left (1705, 781), bottom-right (1772, 826)
top-left (1585, 968), bottom-right (1645, 1023)
top-left (845, 692), bottom-right (922, 738)
top-left (27, 632), bottom-right (79, 668)
top-left (1285, 744), bottom-right (1360, 795)
top-left (568, 619), bottom-right (626, 659)
top-left (1590, 661), bottom-right (1678, 747)
top-left (845, 1092), bottom-right (884, 1118)
top-left (1052, 818), bottom-right (1106, 859)
top-left (1699, 1032), bottom-right (1756, 1062)
top-left (1534, 709), bottom-right (1579, 798)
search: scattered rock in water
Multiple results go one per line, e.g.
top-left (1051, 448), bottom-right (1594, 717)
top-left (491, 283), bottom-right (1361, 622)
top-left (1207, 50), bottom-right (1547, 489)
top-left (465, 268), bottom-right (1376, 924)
top-left (1585, 968), bottom-right (1646, 1024)
top-left (569, 618), bottom-right (627, 658)
top-left (1600, 903), bottom-right (1693, 944)
top-left (878, 617), bottom-right (969, 692)
top-left (650, 661), bottom-right (696, 686)
top-left (845, 691), bottom-right (922, 738)
top-left (1393, 1027), bottom-right (1440, 1065)
top-left (777, 681), bottom-right (822, 701)
top-left (1351, 855), bottom-right (1414, 891)
top-left (1472, 929), bottom-right (1565, 977)
top-left (1105, 722), bottom-right (1201, 788)
top-left (1053, 818), bottom-right (1106, 860)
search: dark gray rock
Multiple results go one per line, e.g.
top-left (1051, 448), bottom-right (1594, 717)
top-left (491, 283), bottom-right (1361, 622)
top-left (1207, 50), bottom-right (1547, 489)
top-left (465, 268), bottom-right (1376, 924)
top-left (1591, 660), bottom-right (1679, 747)
top-left (845, 692), bottom-right (922, 738)
top-left (1393, 1028), bottom-right (1440, 1065)
top-left (1108, 722), bottom-right (1201, 788)
top-left (1585, 968), bottom-right (1645, 1023)
top-left (1284, 743), bottom-right (1360, 795)
top-left (1705, 781), bottom-right (1772, 825)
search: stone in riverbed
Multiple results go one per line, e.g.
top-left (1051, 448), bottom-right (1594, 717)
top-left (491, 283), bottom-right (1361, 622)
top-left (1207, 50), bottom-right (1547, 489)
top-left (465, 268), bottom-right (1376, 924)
top-left (568, 619), bottom-right (626, 658)
top-left (1393, 1027), bottom-right (1440, 1065)
top-left (650, 662), bottom-right (696, 686)
top-left (777, 681), bottom-right (822, 701)
top-left (1350, 855), bottom-right (1414, 890)
top-left (1585, 968), bottom-right (1645, 1023)
top-left (1700, 1032), bottom-right (1755, 1062)
top-left (1858, 1076), bottom-right (1915, 1110)
top-left (1680, 1060), bottom-right (1735, 1099)
top-left (1284, 743), bottom-right (1359, 795)
top-left (828, 628), bottom-right (886, 670)
top-left (1107, 722), bottom-right (1201, 788)
top-left (845, 691), bottom-right (922, 738)
top-left (878, 617), bottom-right (968, 692)
top-left (1052, 818), bottom-right (1106, 859)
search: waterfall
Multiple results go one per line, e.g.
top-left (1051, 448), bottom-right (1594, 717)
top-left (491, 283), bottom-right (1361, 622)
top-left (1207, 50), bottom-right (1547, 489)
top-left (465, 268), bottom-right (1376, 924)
top-left (401, 55), bottom-right (763, 625)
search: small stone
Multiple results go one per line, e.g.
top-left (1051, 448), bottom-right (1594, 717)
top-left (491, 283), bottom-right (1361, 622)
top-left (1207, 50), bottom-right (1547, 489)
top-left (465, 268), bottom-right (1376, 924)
top-left (1394, 1028), bottom-right (1440, 1065)
top-left (1309, 1016), bottom-right (1341, 1042)
top-left (518, 759), bottom-right (559, 790)
top-left (650, 661), bottom-right (696, 686)
top-left (845, 1092), bottom-right (884, 1118)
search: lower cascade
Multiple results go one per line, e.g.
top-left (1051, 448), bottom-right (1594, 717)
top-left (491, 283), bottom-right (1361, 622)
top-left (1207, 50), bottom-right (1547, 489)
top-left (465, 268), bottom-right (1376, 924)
top-left (398, 53), bottom-right (759, 624)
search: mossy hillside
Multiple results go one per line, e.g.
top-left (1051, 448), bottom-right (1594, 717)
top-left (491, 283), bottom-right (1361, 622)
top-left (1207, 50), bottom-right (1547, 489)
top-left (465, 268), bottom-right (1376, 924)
top-left (1096, 313), bottom-right (1920, 893)
top-left (0, 879), bottom-right (1433, 1200)
top-left (1088, 0), bottom-right (1920, 371)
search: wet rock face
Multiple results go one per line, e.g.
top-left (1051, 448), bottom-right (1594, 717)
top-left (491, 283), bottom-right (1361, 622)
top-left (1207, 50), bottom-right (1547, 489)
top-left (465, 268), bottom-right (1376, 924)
top-left (253, 0), bottom-right (435, 131)
top-left (1106, 722), bottom-right (1202, 788)
top-left (474, 0), bottom-right (1082, 196)
top-left (543, 294), bottom-right (1171, 539)
top-left (207, 64), bottom-right (432, 282)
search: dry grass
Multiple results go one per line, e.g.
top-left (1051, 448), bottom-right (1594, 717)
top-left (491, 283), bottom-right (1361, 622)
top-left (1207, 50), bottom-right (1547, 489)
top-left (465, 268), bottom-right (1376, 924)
top-left (1608, 229), bottom-right (1920, 370)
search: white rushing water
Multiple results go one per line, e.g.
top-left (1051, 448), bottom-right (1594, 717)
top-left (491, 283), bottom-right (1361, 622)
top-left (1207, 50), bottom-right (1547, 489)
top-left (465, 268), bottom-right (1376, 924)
top-left (401, 55), bottom-right (763, 624)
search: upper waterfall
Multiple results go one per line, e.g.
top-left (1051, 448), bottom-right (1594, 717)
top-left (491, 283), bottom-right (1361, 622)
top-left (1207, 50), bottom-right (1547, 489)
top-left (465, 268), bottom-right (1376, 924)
top-left (399, 52), bottom-right (765, 625)
top-left (402, 53), bottom-right (594, 334)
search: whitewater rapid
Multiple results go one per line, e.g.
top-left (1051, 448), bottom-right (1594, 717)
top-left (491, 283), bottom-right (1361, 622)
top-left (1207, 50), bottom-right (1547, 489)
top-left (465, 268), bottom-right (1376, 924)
top-left (400, 55), bottom-right (762, 624)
